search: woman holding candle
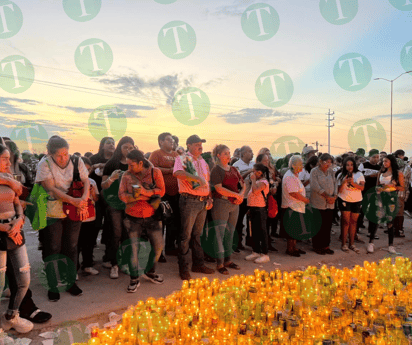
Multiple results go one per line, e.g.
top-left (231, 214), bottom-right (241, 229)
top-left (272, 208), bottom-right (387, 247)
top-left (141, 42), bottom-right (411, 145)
top-left (210, 145), bottom-right (244, 275)
top-left (280, 155), bottom-right (309, 257)
top-left (245, 163), bottom-right (271, 263)
top-left (367, 154), bottom-right (404, 254)
top-left (337, 156), bottom-right (365, 254)
top-left (119, 149), bottom-right (166, 292)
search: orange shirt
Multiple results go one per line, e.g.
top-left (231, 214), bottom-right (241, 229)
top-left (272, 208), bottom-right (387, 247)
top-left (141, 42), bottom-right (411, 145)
top-left (149, 149), bottom-right (179, 196)
top-left (118, 167), bottom-right (165, 218)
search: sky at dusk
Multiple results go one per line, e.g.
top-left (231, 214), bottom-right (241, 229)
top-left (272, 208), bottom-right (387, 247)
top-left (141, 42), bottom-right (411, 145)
top-left (0, 0), bottom-right (411, 157)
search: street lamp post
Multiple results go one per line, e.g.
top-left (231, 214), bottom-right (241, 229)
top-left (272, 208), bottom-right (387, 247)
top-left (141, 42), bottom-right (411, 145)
top-left (374, 71), bottom-right (412, 153)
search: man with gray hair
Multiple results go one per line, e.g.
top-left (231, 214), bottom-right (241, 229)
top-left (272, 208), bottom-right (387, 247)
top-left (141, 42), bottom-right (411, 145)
top-left (233, 146), bottom-right (254, 250)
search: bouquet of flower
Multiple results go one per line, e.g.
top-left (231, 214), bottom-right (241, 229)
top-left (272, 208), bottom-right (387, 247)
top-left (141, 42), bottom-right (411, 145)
top-left (180, 155), bottom-right (200, 189)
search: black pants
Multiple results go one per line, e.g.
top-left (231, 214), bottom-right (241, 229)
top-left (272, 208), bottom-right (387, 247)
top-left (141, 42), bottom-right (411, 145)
top-left (235, 199), bottom-right (249, 246)
top-left (250, 207), bottom-right (268, 255)
top-left (312, 208), bottom-right (333, 250)
top-left (369, 221), bottom-right (394, 245)
top-left (78, 220), bottom-right (99, 269)
top-left (162, 194), bottom-right (181, 251)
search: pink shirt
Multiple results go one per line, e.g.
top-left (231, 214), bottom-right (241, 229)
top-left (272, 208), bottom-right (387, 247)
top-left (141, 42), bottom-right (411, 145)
top-left (247, 179), bottom-right (269, 207)
top-left (173, 152), bottom-right (210, 196)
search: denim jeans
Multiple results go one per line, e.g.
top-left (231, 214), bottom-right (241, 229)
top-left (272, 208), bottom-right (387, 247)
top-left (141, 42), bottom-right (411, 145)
top-left (178, 195), bottom-right (207, 272)
top-left (210, 198), bottom-right (239, 266)
top-left (235, 199), bottom-right (250, 247)
top-left (106, 206), bottom-right (127, 266)
top-left (0, 245), bottom-right (30, 316)
top-left (123, 215), bottom-right (163, 279)
top-left (42, 217), bottom-right (82, 288)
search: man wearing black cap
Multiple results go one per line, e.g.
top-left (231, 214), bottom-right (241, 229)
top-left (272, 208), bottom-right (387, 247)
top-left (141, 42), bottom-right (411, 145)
top-left (173, 135), bottom-right (215, 280)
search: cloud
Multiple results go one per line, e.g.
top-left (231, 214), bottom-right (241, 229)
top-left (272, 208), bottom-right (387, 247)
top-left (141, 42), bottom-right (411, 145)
top-left (373, 113), bottom-right (412, 120)
top-left (204, 0), bottom-right (257, 17)
top-left (218, 108), bottom-right (310, 124)
top-left (97, 72), bottom-right (194, 105)
top-left (0, 97), bottom-right (41, 115)
top-left (57, 106), bottom-right (95, 114)
top-left (115, 103), bottom-right (155, 118)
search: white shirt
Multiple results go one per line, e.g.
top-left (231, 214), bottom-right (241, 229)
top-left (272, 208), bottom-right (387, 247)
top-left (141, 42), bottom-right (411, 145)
top-left (282, 169), bottom-right (306, 213)
top-left (337, 171), bottom-right (365, 202)
top-left (233, 159), bottom-right (254, 174)
top-left (299, 169), bottom-right (311, 198)
top-left (35, 155), bottom-right (89, 194)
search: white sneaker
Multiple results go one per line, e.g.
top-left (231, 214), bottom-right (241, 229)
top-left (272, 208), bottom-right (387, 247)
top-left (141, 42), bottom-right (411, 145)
top-left (254, 255), bottom-right (270, 264)
top-left (102, 262), bottom-right (112, 269)
top-left (367, 243), bottom-right (374, 253)
top-left (388, 246), bottom-right (397, 254)
top-left (0, 313), bottom-right (33, 333)
top-left (110, 265), bottom-right (119, 279)
top-left (245, 252), bottom-right (261, 261)
top-left (84, 267), bottom-right (99, 275)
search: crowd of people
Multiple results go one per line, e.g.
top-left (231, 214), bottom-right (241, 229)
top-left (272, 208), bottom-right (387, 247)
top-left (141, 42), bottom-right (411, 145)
top-left (0, 133), bottom-right (410, 333)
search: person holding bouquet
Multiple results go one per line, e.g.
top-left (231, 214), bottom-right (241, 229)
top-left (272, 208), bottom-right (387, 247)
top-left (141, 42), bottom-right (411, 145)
top-left (173, 135), bottom-right (215, 281)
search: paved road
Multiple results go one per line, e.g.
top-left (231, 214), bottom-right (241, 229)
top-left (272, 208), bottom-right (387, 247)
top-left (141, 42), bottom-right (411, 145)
top-left (4, 217), bottom-right (412, 344)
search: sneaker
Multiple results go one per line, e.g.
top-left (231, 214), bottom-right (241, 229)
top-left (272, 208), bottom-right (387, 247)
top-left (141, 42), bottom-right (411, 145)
top-left (67, 283), bottom-right (83, 297)
top-left (1, 313), bottom-right (33, 333)
top-left (83, 267), bottom-right (99, 275)
top-left (48, 291), bottom-right (60, 302)
top-left (127, 279), bottom-right (140, 293)
top-left (110, 265), bottom-right (119, 279)
top-left (254, 255), bottom-right (270, 264)
top-left (388, 246), bottom-right (397, 254)
top-left (102, 262), bottom-right (112, 269)
top-left (143, 272), bottom-right (164, 285)
top-left (245, 252), bottom-right (261, 261)
top-left (367, 243), bottom-right (375, 253)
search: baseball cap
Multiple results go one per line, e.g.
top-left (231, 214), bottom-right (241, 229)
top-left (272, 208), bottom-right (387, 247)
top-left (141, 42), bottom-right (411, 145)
top-left (302, 146), bottom-right (317, 155)
top-left (186, 135), bottom-right (206, 145)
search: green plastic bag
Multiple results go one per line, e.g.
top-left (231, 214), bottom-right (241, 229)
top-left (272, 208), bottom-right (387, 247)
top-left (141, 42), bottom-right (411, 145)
top-left (25, 184), bottom-right (59, 231)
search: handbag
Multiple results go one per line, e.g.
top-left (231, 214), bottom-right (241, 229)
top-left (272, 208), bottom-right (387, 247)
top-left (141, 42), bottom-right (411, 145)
top-left (44, 159), bottom-right (67, 219)
top-left (63, 156), bottom-right (96, 221)
top-left (267, 194), bottom-right (279, 218)
top-left (150, 168), bottom-right (173, 223)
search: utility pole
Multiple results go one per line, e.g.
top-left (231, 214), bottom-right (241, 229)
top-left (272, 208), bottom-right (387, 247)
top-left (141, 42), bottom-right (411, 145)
top-left (326, 109), bottom-right (335, 154)
top-left (311, 141), bottom-right (323, 152)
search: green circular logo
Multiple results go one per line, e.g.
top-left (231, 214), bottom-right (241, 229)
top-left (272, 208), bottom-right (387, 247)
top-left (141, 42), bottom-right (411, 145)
top-left (201, 219), bottom-right (238, 260)
top-left (54, 321), bottom-right (89, 345)
top-left (172, 87), bottom-right (210, 126)
top-left (39, 254), bottom-right (77, 293)
top-left (282, 205), bottom-right (322, 240)
top-left (0, 55), bottom-right (34, 94)
top-left (63, 0), bottom-right (101, 22)
top-left (116, 237), bottom-right (154, 277)
top-left (348, 119), bottom-right (386, 152)
top-left (333, 53), bottom-right (372, 91)
top-left (362, 186), bottom-right (398, 225)
top-left (270, 136), bottom-right (305, 159)
top-left (158, 20), bottom-right (196, 59)
top-left (10, 122), bottom-right (48, 154)
top-left (88, 105), bottom-right (127, 141)
top-left (255, 69), bottom-right (294, 107)
top-left (154, 0), bottom-right (177, 3)
top-left (0, 1), bottom-right (23, 39)
top-left (74, 38), bottom-right (113, 76)
top-left (319, 0), bottom-right (358, 25)
top-left (388, 0), bottom-right (412, 10)
top-left (241, 3), bottom-right (280, 41)
top-left (400, 40), bottom-right (412, 74)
